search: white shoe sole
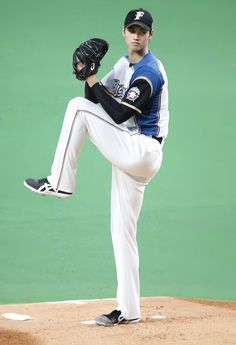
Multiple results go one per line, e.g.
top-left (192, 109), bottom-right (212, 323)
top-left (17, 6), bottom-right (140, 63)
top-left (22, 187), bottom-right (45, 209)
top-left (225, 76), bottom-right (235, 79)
top-left (95, 316), bottom-right (140, 327)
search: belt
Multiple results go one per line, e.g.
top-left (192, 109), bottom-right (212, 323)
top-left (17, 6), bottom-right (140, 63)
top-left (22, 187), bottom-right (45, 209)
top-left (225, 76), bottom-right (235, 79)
top-left (152, 136), bottom-right (163, 144)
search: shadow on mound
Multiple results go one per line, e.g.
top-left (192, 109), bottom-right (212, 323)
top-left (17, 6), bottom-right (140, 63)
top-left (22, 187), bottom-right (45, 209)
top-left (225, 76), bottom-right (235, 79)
top-left (0, 328), bottom-right (41, 345)
top-left (180, 298), bottom-right (236, 310)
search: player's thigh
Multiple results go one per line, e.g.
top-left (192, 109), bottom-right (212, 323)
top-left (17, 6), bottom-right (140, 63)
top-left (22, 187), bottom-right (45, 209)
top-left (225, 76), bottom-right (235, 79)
top-left (83, 111), bottom-right (161, 179)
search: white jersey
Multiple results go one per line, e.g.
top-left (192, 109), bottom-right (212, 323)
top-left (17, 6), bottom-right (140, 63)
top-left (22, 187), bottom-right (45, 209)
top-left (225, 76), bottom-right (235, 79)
top-left (101, 52), bottom-right (169, 138)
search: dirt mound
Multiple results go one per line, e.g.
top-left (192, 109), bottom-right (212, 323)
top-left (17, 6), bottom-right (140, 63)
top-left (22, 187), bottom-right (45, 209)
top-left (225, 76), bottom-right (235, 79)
top-left (0, 297), bottom-right (236, 345)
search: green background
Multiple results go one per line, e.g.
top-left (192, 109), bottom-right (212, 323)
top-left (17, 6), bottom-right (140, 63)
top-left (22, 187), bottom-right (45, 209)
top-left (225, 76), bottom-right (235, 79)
top-left (0, 0), bottom-right (235, 304)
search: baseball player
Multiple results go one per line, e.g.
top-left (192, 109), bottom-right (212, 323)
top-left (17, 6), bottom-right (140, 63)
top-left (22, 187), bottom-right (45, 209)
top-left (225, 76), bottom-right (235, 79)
top-left (24, 8), bottom-right (169, 326)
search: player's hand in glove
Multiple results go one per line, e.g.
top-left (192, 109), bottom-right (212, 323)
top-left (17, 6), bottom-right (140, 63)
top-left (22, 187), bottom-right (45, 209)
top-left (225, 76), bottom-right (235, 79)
top-left (72, 38), bottom-right (109, 81)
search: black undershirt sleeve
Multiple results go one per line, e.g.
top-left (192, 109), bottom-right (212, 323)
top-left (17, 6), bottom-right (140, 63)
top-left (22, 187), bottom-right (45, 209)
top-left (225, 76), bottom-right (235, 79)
top-left (90, 78), bottom-right (151, 124)
top-left (85, 82), bottom-right (99, 103)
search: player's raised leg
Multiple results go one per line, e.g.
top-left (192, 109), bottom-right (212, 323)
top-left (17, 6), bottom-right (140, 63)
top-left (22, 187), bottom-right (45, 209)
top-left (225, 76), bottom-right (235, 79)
top-left (24, 97), bottom-right (107, 197)
top-left (24, 96), bottom-right (162, 197)
top-left (24, 97), bottom-right (88, 197)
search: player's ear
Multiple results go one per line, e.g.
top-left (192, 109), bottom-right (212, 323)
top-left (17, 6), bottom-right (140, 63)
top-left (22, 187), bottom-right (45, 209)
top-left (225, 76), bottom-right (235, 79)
top-left (149, 30), bottom-right (154, 39)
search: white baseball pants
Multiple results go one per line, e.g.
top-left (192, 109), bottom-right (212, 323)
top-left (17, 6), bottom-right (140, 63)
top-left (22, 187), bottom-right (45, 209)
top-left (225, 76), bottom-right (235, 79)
top-left (47, 97), bottom-right (163, 319)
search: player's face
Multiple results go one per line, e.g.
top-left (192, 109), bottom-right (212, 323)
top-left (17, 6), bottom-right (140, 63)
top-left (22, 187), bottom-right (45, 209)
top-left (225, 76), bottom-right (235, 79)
top-left (123, 25), bottom-right (152, 55)
top-left (76, 61), bottom-right (85, 71)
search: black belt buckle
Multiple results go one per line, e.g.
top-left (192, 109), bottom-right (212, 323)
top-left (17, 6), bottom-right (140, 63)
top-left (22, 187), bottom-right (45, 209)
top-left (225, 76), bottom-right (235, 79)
top-left (152, 136), bottom-right (163, 144)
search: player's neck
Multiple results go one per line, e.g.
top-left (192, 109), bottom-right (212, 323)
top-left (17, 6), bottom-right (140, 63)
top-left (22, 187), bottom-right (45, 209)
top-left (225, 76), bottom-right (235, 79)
top-left (128, 49), bottom-right (148, 64)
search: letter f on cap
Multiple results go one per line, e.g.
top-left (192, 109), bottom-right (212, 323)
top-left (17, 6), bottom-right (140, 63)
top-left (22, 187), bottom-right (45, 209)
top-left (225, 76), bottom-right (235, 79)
top-left (134, 11), bottom-right (144, 20)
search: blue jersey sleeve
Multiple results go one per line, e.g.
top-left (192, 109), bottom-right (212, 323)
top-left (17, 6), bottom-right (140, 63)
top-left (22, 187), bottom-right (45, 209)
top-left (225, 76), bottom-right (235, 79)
top-left (130, 66), bottom-right (164, 96)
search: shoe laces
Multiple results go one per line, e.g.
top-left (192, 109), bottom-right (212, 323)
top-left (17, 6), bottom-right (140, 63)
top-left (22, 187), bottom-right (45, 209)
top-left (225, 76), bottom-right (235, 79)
top-left (107, 309), bottom-right (123, 323)
top-left (38, 178), bottom-right (49, 185)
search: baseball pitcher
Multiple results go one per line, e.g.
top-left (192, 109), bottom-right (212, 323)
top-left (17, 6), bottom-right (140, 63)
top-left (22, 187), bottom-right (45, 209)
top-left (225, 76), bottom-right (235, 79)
top-left (24, 8), bottom-right (169, 326)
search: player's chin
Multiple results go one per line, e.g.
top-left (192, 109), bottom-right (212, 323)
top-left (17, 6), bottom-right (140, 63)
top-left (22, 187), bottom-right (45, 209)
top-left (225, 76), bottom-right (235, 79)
top-left (131, 42), bottom-right (145, 50)
top-left (131, 47), bottom-right (145, 55)
top-left (131, 43), bottom-right (141, 48)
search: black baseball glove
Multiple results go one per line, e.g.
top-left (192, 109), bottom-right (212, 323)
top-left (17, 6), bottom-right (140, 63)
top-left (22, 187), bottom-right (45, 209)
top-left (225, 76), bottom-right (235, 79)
top-left (72, 38), bottom-right (109, 81)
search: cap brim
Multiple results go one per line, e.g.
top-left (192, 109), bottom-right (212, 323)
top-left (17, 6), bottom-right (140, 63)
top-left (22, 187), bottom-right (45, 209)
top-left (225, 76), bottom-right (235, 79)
top-left (125, 21), bottom-right (151, 31)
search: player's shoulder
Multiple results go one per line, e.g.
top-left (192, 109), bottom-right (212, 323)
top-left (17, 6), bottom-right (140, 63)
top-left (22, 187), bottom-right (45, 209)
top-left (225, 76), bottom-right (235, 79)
top-left (138, 52), bottom-right (163, 74)
top-left (113, 55), bottom-right (130, 69)
top-left (133, 52), bottom-right (165, 88)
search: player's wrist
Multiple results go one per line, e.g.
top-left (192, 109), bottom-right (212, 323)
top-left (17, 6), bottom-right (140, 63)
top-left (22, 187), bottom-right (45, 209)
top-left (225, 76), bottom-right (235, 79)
top-left (86, 75), bottom-right (98, 87)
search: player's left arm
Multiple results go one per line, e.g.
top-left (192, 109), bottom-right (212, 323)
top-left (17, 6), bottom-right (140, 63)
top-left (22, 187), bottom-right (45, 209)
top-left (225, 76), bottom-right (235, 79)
top-left (87, 77), bottom-right (152, 124)
top-left (85, 82), bottom-right (99, 103)
top-left (84, 68), bottom-right (115, 103)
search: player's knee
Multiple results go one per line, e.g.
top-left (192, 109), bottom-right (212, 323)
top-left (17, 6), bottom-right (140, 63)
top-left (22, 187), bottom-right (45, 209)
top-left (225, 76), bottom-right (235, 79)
top-left (67, 97), bottom-right (91, 114)
top-left (68, 97), bottom-right (84, 109)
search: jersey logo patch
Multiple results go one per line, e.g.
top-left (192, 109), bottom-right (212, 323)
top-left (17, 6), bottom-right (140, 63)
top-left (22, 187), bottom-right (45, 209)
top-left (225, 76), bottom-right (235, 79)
top-left (126, 87), bottom-right (140, 102)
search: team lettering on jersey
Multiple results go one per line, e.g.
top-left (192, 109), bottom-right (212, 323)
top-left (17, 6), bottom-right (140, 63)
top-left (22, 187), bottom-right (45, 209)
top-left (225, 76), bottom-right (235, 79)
top-left (112, 79), bottom-right (127, 98)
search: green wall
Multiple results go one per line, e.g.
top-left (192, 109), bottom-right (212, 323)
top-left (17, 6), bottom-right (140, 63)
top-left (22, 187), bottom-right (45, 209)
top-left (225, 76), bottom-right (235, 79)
top-left (0, 0), bottom-right (235, 303)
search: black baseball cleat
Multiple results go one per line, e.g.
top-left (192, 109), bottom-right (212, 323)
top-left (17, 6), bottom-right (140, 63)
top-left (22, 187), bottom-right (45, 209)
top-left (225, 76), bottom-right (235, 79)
top-left (95, 309), bottom-right (140, 326)
top-left (24, 177), bottom-right (72, 199)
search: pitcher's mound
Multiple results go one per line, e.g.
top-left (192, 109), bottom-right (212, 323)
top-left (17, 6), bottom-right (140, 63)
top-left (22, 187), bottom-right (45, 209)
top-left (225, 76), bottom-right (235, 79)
top-left (0, 297), bottom-right (236, 345)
